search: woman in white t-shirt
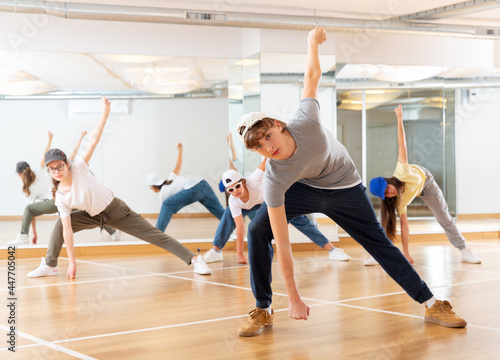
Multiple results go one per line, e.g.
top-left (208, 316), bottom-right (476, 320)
top-left (204, 159), bottom-right (351, 264)
top-left (369, 104), bottom-right (481, 265)
top-left (10, 131), bottom-right (118, 246)
top-left (27, 97), bottom-right (211, 279)
top-left (147, 143), bottom-right (224, 232)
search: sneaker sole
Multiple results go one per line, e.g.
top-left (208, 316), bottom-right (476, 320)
top-left (238, 323), bottom-right (273, 337)
top-left (27, 272), bottom-right (58, 278)
top-left (462, 259), bottom-right (481, 264)
top-left (204, 258), bottom-right (223, 263)
top-left (329, 257), bottom-right (350, 261)
top-left (425, 315), bottom-right (467, 328)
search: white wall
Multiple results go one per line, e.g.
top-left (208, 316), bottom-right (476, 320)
top-left (0, 97), bottom-right (228, 215)
top-left (456, 88), bottom-right (500, 215)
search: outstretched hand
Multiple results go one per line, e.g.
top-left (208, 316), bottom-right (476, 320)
top-left (177, 143), bottom-right (183, 150)
top-left (101, 96), bottom-right (111, 115)
top-left (395, 104), bottom-right (403, 120)
top-left (48, 131), bottom-right (54, 139)
top-left (307, 27), bottom-right (327, 46)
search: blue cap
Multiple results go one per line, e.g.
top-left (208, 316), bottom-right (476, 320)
top-left (218, 179), bottom-right (225, 193)
top-left (369, 177), bottom-right (387, 200)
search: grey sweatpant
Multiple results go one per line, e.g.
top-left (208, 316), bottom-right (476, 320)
top-left (21, 198), bottom-right (116, 236)
top-left (418, 167), bottom-right (466, 250)
top-left (45, 197), bottom-right (195, 267)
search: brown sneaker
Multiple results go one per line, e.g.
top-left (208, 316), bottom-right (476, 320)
top-left (425, 300), bottom-right (467, 328)
top-left (238, 308), bottom-right (274, 337)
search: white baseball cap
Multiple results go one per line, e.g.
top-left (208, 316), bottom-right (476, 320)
top-left (237, 111), bottom-right (268, 142)
top-left (147, 173), bottom-right (165, 187)
top-left (222, 169), bottom-right (242, 187)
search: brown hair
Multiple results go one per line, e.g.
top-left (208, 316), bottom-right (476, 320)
top-left (151, 179), bottom-right (174, 191)
top-left (380, 177), bottom-right (405, 242)
top-left (51, 160), bottom-right (69, 200)
top-left (20, 166), bottom-right (36, 197)
top-left (240, 117), bottom-right (287, 149)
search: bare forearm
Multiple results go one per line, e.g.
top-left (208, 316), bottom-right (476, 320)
top-left (63, 230), bottom-right (76, 263)
top-left (31, 218), bottom-right (37, 235)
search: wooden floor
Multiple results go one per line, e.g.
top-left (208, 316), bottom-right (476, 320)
top-left (1, 233), bottom-right (500, 359)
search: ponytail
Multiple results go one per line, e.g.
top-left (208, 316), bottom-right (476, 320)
top-left (20, 167), bottom-right (36, 197)
top-left (379, 177), bottom-right (405, 242)
top-left (151, 179), bottom-right (173, 191)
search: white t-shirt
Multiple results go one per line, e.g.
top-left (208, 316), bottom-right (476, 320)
top-left (26, 166), bottom-right (53, 204)
top-left (228, 168), bottom-right (265, 218)
top-left (55, 157), bottom-right (114, 218)
top-left (159, 173), bottom-right (203, 204)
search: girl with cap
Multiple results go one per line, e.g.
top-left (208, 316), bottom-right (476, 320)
top-left (10, 131), bottom-right (118, 246)
top-left (236, 27), bottom-right (466, 337)
top-left (27, 97), bottom-right (211, 279)
top-left (204, 159), bottom-right (351, 264)
top-left (368, 104), bottom-right (481, 266)
top-left (147, 142), bottom-right (224, 232)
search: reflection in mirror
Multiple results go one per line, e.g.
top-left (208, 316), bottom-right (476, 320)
top-left (332, 62), bottom-right (500, 217)
top-left (0, 49), bottom-right (232, 248)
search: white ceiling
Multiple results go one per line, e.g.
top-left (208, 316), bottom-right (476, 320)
top-left (1, 0), bottom-right (500, 96)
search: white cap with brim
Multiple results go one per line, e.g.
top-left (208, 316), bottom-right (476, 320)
top-left (237, 111), bottom-right (268, 142)
top-left (222, 169), bottom-right (242, 187)
top-left (147, 173), bottom-right (165, 187)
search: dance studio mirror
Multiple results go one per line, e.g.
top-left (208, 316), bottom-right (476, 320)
top-left (0, 48), bottom-right (338, 248)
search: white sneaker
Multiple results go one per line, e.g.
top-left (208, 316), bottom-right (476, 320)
top-left (193, 255), bottom-right (212, 275)
top-left (460, 247), bottom-right (481, 264)
top-left (111, 230), bottom-right (121, 241)
top-left (27, 258), bottom-right (58, 278)
top-left (364, 256), bottom-right (379, 266)
top-left (328, 247), bottom-right (351, 261)
top-left (8, 234), bottom-right (29, 246)
top-left (204, 249), bottom-right (223, 263)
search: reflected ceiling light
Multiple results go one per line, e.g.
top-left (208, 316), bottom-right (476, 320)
top-left (372, 65), bottom-right (445, 82)
top-left (0, 70), bottom-right (54, 96)
top-left (142, 80), bottom-right (198, 95)
top-left (233, 59), bottom-right (260, 67)
top-left (366, 90), bottom-right (385, 94)
top-left (0, 80), bottom-right (53, 96)
top-left (100, 54), bottom-right (170, 63)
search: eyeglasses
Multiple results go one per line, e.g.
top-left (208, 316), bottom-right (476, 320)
top-left (226, 181), bottom-right (242, 193)
top-left (47, 163), bottom-right (66, 173)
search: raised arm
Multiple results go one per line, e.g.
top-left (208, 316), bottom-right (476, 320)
top-left (395, 105), bottom-right (408, 164)
top-left (302, 27), bottom-right (327, 100)
top-left (40, 131), bottom-right (54, 167)
top-left (268, 204), bottom-right (310, 320)
top-left (172, 143), bottom-right (183, 175)
top-left (82, 97), bottom-right (111, 165)
top-left (69, 130), bottom-right (87, 162)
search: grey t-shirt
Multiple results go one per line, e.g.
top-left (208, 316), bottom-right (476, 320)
top-left (264, 98), bottom-right (362, 208)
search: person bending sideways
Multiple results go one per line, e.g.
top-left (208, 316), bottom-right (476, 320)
top-left (235, 27), bottom-right (467, 337)
top-left (27, 97), bottom-right (211, 279)
top-left (204, 158), bottom-right (351, 264)
top-left (367, 104), bottom-right (481, 266)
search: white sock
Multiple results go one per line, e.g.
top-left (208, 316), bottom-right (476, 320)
top-left (328, 248), bottom-right (335, 253)
top-left (262, 306), bottom-right (272, 315)
top-left (213, 248), bottom-right (222, 253)
top-left (425, 297), bottom-right (437, 308)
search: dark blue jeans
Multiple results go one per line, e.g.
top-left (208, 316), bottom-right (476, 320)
top-left (248, 182), bottom-right (434, 309)
top-left (212, 204), bottom-right (330, 249)
top-left (156, 180), bottom-right (224, 232)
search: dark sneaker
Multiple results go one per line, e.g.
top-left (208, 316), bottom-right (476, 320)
top-left (425, 300), bottom-right (467, 328)
top-left (238, 308), bottom-right (274, 337)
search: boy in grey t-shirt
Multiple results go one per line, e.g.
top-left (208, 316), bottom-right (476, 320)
top-left (236, 27), bottom-right (467, 337)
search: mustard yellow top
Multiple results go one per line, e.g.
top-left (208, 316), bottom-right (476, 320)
top-left (393, 162), bottom-right (427, 215)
